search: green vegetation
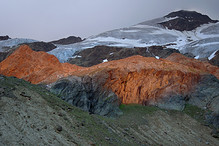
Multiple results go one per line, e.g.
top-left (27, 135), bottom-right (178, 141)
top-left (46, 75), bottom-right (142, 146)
top-left (1, 76), bottom-right (214, 145)
top-left (119, 103), bottom-right (159, 114)
top-left (183, 104), bottom-right (207, 124)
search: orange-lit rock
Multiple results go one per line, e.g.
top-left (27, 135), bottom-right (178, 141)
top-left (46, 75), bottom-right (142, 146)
top-left (79, 56), bottom-right (201, 104)
top-left (166, 53), bottom-right (219, 79)
top-left (0, 45), bottom-right (84, 84)
top-left (1, 46), bottom-right (218, 105)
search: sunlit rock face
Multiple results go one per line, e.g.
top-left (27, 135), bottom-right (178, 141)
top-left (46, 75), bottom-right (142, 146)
top-left (0, 45), bottom-right (218, 112)
top-left (166, 53), bottom-right (219, 79)
top-left (0, 45), bottom-right (84, 84)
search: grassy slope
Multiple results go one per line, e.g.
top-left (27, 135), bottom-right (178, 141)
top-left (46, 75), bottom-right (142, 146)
top-left (0, 76), bottom-right (218, 145)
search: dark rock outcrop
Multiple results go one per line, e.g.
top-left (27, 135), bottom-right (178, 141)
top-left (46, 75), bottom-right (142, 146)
top-left (0, 36), bottom-right (10, 41)
top-left (159, 10), bottom-right (218, 31)
top-left (0, 47), bottom-right (16, 62)
top-left (188, 75), bottom-right (219, 131)
top-left (23, 42), bottom-right (56, 52)
top-left (50, 75), bottom-right (122, 117)
top-left (188, 75), bottom-right (219, 113)
top-left (50, 36), bottom-right (83, 45)
top-left (209, 50), bottom-right (219, 67)
top-left (68, 45), bottom-right (179, 67)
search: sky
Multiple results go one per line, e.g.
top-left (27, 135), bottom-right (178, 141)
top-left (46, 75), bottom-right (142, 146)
top-left (1, 0), bottom-right (219, 41)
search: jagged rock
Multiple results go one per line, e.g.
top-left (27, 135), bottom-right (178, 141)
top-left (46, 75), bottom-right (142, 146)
top-left (159, 10), bottom-right (218, 31)
top-left (50, 36), bottom-right (83, 45)
top-left (0, 36), bottom-right (10, 41)
top-left (68, 45), bottom-right (179, 67)
top-left (209, 50), bottom-right (219, 67)
top-left (50, 75), bottom-right (122, 117)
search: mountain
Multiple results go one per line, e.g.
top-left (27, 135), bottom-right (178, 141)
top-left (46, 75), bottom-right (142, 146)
top-left (1, 10), bottom-right (219, 144)
top-left (1, 45), bottom-right (219, 114)
top-left (159, 10), bottom-right (218, 31)
top-left (47, 10), bottom-right (219, 63)
top-left (50, 36), bottom-right (83, 45)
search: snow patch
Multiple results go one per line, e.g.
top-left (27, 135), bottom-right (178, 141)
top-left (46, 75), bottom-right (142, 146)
top-left (71, 55), bottom-right (82, 59)
top-left (160, 16), bottom-right (179, 23)
top-left (208, 50), bottom-right (218, 60)
top-left (155, 56), bottom-right (160, 59)
top-left (102, 59), bottom-right (108, 63)
top-left (194, 55), bottom-right (199, 59)
top-left (120, 29), bottom-right (140, 33)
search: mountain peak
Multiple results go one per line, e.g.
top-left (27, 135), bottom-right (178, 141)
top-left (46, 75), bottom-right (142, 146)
top-left (159, 10), bottom-right (218, 31)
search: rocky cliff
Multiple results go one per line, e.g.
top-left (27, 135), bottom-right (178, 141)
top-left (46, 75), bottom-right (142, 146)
top-left (1, 45), bottom-right (219, 114)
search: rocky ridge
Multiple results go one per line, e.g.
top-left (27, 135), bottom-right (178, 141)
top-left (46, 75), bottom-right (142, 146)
top-left (50, 36), bottom-right (83, 45)
top-left (0, 36), bottom-right (10, 41)
top-left (1, 45), bottom-right (219, 116)
top-left (159, 10), bottom-right (218, 31)
top-left (69, 45), bottom-right (179, 67)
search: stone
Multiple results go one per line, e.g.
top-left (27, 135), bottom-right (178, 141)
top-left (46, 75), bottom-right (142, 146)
top-left (56, 125), bottom-right (62, 132)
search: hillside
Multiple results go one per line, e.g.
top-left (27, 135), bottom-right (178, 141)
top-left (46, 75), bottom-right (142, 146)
top-left (1, 75), bottom-right (219, 145)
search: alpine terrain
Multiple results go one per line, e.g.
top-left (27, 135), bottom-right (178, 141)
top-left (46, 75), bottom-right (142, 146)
top-left (0, 10), bottom-right (219, 145)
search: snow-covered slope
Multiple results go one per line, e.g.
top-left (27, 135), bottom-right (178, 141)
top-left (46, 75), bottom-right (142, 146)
top-left (48, 11), bottom-right (219, 63)
top-left (0, 38), bottom-right (37, 52)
